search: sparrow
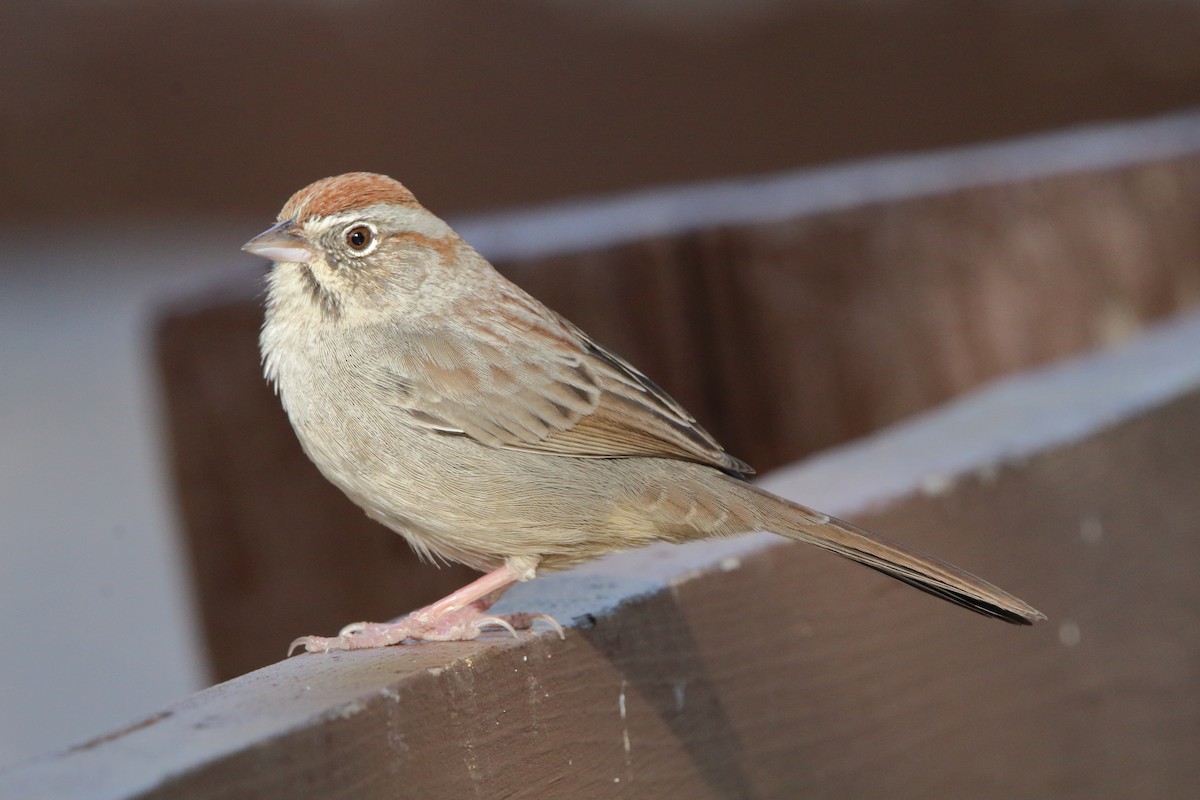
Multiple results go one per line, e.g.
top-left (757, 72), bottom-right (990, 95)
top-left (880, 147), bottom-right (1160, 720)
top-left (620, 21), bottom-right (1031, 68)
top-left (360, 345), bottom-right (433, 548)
top-left (242, 172), bottom-right (1044, 654)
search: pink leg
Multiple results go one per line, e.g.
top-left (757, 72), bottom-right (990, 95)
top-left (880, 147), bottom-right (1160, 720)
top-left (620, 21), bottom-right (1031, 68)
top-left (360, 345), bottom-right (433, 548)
top-left (289, 564), bottom-right (563, 655)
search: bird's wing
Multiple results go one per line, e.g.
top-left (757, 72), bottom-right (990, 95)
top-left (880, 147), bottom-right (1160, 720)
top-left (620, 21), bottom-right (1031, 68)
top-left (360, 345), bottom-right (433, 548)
top-left (388, 303), bottom-right (752, 475)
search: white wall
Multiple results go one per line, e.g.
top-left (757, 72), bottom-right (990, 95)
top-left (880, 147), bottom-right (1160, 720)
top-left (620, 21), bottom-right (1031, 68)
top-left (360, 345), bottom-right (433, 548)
top-left (0, 226), bottom-right (256, 769)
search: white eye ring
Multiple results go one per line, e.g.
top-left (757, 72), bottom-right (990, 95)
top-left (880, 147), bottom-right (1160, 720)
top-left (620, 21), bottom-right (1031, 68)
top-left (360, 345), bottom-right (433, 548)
top-left (342, 222), bottom-right (380, 256)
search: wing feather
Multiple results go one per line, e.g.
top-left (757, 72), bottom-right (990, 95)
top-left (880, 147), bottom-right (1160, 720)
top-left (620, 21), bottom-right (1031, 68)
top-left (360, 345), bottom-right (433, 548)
top-left (387, 300), bottom-right (751, 475)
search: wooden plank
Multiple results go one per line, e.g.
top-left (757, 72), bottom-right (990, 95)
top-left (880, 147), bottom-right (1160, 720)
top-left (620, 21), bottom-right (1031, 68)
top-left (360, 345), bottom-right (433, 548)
top-left (452, 107), bottom-right (1200, 262)
top-left (156, 114), bottom-right (1200, 680)
top-left (8, 311), bottom-right (1200, 799)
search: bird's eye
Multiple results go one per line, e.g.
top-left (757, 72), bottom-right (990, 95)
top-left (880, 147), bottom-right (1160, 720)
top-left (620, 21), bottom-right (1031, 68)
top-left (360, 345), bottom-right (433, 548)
top-left (345, 225), bottom-right (373, 252)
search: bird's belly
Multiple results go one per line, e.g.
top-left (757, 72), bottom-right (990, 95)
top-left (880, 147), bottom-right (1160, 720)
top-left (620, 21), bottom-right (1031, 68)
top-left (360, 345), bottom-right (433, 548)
top-left (284, 388), bottom-right (631, 570)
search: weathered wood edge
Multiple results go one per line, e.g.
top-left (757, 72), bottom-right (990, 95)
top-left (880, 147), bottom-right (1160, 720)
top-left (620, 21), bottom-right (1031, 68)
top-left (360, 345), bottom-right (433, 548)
top-left (755, 310), bottom-right (1200, 516)
top-left (4, 310), bottom-right (1199, 799)
top-left (158, 106), bottom-right (1200, 311)
top-left (451, 107), bottom-right (1200, 263)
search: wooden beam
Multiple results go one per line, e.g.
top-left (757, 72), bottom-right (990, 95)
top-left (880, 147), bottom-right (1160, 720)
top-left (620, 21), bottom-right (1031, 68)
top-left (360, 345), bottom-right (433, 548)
top-left (452, 107), bottom-right (1200, 263)
top-left (8, 311), bottom-right (1200, 799)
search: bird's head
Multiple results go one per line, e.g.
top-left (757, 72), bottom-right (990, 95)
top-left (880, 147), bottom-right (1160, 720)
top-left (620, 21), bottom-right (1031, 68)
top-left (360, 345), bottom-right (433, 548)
top-left (244, 172), bottom-right (474, 320)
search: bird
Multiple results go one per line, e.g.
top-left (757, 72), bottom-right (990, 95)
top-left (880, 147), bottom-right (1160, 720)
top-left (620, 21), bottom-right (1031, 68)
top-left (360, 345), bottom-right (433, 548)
top-left (242, 172), bottom-right (1044, 654)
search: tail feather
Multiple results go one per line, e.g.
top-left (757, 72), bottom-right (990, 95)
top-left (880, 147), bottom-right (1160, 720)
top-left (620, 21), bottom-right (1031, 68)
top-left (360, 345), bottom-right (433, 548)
top-left (744, 483), bottom-right (1045, 625)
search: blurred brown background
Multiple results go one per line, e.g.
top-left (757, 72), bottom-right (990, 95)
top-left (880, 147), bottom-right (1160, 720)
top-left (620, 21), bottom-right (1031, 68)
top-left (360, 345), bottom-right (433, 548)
top-left (5, 0), bottom-right (1200, 224)
top-left (4, 0), bottom-right (1200, 779)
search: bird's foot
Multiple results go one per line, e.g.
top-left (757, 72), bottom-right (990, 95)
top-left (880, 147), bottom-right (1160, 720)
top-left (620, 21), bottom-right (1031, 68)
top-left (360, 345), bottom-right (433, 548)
top-left (288, 607), bottom-right (563, 655)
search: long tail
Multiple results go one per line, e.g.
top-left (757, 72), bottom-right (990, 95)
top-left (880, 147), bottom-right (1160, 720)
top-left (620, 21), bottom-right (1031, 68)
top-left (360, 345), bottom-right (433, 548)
top-left (738, 482), bottom-right (1045, 625)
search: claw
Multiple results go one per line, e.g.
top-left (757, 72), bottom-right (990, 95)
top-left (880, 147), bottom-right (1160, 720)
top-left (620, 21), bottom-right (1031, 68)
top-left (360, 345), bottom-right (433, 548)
top-left (289, 634), bottom-right (350, 655)
top-left (531, 614), bottom-right (566, 639)
top-left (288, 636), bottom-right (313, 657)
top-left (287, 605), bottom-right (563, 653)
top-left (475, 615), bottom-right (520, 639)
top-left (501, 612), bottom-right (566, 639)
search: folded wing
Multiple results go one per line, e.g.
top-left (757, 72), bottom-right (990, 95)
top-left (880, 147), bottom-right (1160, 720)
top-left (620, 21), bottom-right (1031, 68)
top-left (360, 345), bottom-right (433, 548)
top-left (386, 299), bottom-right (751, 476)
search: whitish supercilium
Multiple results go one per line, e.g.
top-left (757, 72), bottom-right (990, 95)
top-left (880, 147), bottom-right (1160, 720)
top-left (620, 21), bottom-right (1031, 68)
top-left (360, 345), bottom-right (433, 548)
top-left (242, 172), bottom-right (1045, 654)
